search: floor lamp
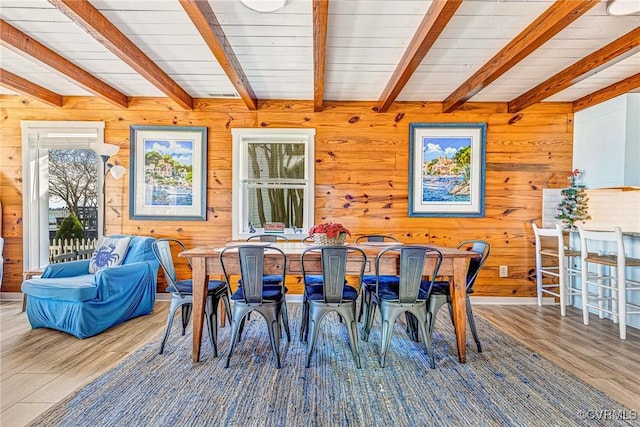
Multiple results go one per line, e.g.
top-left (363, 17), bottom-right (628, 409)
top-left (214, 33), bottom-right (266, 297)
top-left (90, 143), bottom-right (126, 236)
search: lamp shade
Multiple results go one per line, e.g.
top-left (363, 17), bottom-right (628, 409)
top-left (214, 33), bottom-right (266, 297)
top-left (90, 142), bottom-right (120, 157)
top-left (108, 164), bottom-right (126, 180)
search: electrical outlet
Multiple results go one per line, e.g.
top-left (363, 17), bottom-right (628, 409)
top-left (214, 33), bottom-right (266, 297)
top-left (499, 265), bottom-right (508, 277)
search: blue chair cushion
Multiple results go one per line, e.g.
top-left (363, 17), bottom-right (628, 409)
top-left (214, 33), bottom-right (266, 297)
top-left (238, 275), bottom-right (283, 285)
top-left (362, 275), bottom-right (399, 285)
top-left (304, 276), bottom-right (348, 287)
top-left (168, 279), bottom-right (227, 295)
top-left (303, 275), bottom-right (324, 285)
top-left (231, 286), bottom-right (283, 301)
top-left (22, 275), bottom-right (97, 302)
top-left (307, 285), bottom-right (358, 301)
top-left (378, 282), bottom-right (430, 301)
top-left (427, 280), bottom-right (475, 295)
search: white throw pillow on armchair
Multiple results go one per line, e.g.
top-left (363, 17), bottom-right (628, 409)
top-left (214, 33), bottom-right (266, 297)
top-left (89, 236), bottom-right (131, 273)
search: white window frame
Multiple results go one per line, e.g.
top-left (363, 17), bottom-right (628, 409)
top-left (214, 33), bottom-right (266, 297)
top-left (231, 128), bottom-right (315, 241)
top-left (21, 121), bottom-right (105, 270)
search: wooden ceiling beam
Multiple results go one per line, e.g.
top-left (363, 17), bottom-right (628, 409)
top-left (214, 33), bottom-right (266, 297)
top-left (376, 0), bottom-right (461, 113)
top-left (0, 68), bottom-right (63, 107)
top-left (49, 0), bottom-right (193, 110)
top-left (573, 73), bottom-right (640, 112)
top-left (442, 0), bottom-right (599, 113)
top-left (0, 19), bottom-right (128, 108)
top-left (509, 28), bottom-right (640, 113)
top-left (179, 0), bottom-right (257, 111)
top-left (313, 0), bottom-right (329, 112)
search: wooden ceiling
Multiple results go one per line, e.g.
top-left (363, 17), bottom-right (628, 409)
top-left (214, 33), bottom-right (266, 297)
top-left (0, 0), bottom-right (638, 112)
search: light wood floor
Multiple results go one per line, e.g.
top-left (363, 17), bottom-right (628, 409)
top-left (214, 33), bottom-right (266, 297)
top-left (1, 301), bottom-right (639, 426)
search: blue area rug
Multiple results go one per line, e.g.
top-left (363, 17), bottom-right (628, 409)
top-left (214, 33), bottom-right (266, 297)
top-left (30, 304), bottom-right (635, 426)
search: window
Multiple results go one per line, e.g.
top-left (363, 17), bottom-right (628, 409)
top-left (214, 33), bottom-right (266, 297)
top-left (232, 128), bottom-right (315, 240)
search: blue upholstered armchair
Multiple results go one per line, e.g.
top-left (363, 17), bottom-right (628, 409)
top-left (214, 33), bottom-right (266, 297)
top-left (21, 236), bottom-right (159, 339)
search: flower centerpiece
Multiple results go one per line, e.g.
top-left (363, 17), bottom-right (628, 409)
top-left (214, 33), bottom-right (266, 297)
top-left (556, 168), bottom-right (591, 229)
top-left (309, 222), bottom-right (351, 245)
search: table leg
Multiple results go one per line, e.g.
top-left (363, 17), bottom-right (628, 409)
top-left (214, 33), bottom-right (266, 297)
top-left (191, 257), bottom-right (208, 363)
top-left (450, 256), bottom-right (469, 363)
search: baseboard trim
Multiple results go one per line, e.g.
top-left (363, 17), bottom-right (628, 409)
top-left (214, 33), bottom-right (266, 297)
top-left (469, 296), bottom-right (557, 305)
top-left (0, 292), bottom-right (24, 301)
top-left (1, 292), bottom-right (554, 306)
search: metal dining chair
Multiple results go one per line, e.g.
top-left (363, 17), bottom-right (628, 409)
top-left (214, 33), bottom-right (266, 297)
top-left (243, 234), bottom-right (290, 341)
top-left (220, 244), bottom-right (287, 368)
top-left (427, 240), bottom-right (490, 353)
top-left (362, 246), bottom-right (443, 368)
top-left (355, 234), bottom-right (402, 322)
top-left (152, 238), bottom-right (231, 356)
top-left (300, 245), bottom-right (367, 368)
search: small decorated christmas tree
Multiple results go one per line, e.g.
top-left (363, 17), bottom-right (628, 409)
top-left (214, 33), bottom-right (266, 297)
top-left (556, 169), bottom-right (591, 228)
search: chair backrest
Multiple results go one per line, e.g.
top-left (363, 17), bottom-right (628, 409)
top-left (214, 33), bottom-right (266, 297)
top-left (578, 225), bottom-right (626, 266)
top-left (456, 240), bottom-right (490, 291)
top-left (531, 223), bottom-right (569, 274)
top-left (301, 246), bottom-right (367, 303)
top-left (152, 238), bottom-right (188, 297)
top-left (220, 245), bottom-right (286, 304)
top-left (247, 234), bottom-right (290, 243)
top-left (355, 234), bottom-right (399, 244)
top-left (376, 246), bottom-right (443, 303)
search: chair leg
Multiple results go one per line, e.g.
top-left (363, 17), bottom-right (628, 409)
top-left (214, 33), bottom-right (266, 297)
top-left (414, 307), bottom-right (436, 369)
top-left (357, 290), bottom-right (366, 322)
top-left (465, 297), bottom-right (482, 353)
top-left (360, 288), bottom-right (371, 328)
top-left (379, 304), bottom-right (404, 368)
top-left (221, 294), bottom-right (232, 326)
top-left (361, 299), bottom-right (377, 342)
top-left (225, 307), bottom-right (250, 368)
top-left (300, 293), bottom-right (309, 342)
top-left (582, 262), bottom-right (590, 326)
top-left (405, 313), bottom-right (419, 342)
top-left (305, 304), bottom-right (331, 368)
top-left (427, 294), bottom-right (447, 338)
top-left (205, 296), bottom-right (218, 357)
top-left (181, 303), bottom-right (192, 336)
top-left (280, 300), bottom-right (291, 342)
top-left (159, 298), bottom-right (183, 354)
top-left (263, 307), bottom-right (282, 368)
top-left (615, 265), bottom-right (627, 340)
top-left (341, 305), bottom-right (361, 368)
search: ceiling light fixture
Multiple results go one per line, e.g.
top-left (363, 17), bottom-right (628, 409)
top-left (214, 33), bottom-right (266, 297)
top-left (606, 0), bottom-right (640, 15)
top-left (240, 0), bottom-right (287, 13)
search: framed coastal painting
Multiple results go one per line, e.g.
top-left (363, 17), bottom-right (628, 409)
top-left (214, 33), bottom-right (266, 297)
top-left (129, 125), bottom-right (207, 221)
top-left (408, 122), bottom-right (486, 217)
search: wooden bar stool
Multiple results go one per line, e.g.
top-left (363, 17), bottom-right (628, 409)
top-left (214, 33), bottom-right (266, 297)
top-left (532, 223), bottom-right (582, 316)
top-left (578, 226), bottom-right (640, 340)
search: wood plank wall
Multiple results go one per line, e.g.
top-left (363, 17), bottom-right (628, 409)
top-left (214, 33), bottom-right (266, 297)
top-left (0, 95), bottom-right (574, 296)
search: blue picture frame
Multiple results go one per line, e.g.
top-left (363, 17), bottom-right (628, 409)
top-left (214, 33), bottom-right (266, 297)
top-left (409, 122), bottom-right (486, 218)
top-left (130, 125), bottom-right (207, 221)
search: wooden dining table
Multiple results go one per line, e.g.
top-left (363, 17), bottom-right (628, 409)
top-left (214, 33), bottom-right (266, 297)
top-left (180, 241), bottom-right (477, 364)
